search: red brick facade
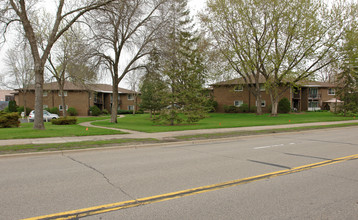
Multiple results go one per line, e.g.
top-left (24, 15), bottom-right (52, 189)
top-left (14, 82), bottom-right (140, 116)
top-left (212, 79), bottom-right (337, 113)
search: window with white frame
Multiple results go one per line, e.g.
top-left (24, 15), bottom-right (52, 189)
top-left (256, 100), bottom-right (266, 107)
top-left (43, 91), bottom-right (48, 97)
top-left (128, 105), bottom-right (134, 110)
top-left (127, 94), bottom-right (134, 100)
top-left (328, 88), bottom-right (335, 95)
top-left (58, 91), bottom-right (68, 96)
top-left (234, 100), bottom-right (243, 107)
top-left (59, 105), bottom-right (68, 111)
top-left (234, 85), bottom-right (243, 92)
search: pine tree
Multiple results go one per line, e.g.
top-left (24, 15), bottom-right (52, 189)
top-left (140, 50), bottom-right (168, 118)
top-left (158, 0), bottom-right (208, 125)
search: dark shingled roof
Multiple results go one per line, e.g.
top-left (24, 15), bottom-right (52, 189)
top-left (212, 76), bottom-right (337, 88)
top-left (20, 81), bottom-right (137, 94)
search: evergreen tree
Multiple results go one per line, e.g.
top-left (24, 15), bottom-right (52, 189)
top-left (158, 0), bottom-right (208, 125)
top-left (336, 24), bottom-right (358, 116)
top-left (140, 50), bottom-right (168, 118)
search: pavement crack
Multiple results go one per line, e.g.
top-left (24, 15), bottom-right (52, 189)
top-left (61, 152), bottom-right (137, 201)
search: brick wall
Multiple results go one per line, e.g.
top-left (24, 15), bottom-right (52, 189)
top-left (16, 90), bottom-right (91, 116)
top-left (213, 84), bottom-right (291, 113)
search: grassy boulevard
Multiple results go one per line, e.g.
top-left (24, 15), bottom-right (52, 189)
top-left (0, 116), bottom-right (125, 140)
top-left (0, 112), bottom-right (357, 155)
top-left (92, 112), bottom-right (356, 132)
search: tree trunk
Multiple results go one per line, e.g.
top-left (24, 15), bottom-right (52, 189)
top-left (59, 83), bottom-right (67, 117)
top-left (111, 78), bottom-right (119, 123)
top-left (132, 94), bottom-right (136, 115)
top-left (33, 67), bottom-right (45, 130)
top-left (23, 91), bottom-right (27, 117)
top-left (255, 86), bottom-right (263, 115)
top-left (150, 109), bottom-right (152, 118)
top-left (270, 94), bottom-right (279, 116)
top-left (61, 91), bottom-right (67, 117)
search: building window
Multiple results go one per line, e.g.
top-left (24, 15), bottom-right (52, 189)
top-left (234, 85), bottom-right (243, 92)
top-left (128, 105), bottom-right (134, 110)
top-left (59, 105), bottom-right (68, 111)
top-left (43, 91), bottom-right (48, 97)
top-left (262, 100), bottom-right (266, 107)
top-left (127, 94), bottom-right (134, 100)
top-left (58, 91), bottom-right (68, 96)
top-left (256, 100), bottom-right (266, 107)
top-left (309, 88), bottom-right (318, 99)
top-left (234, 100), bottom-right (243, 107)
top-left (328, 88), bottom-right (335, 95)
top-left (308, 101), bottom-right (320, 111)
top-left (309, 101), bottom-right (319, 108)
top-left (260, 84), bottom-right (265, 91)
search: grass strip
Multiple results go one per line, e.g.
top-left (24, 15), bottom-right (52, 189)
top-left (0, 138), bottom-right (159, 154)
top-left (176, 122), bottom-right (358, 140)
top-left (92, 112), bottom-right (357, 133)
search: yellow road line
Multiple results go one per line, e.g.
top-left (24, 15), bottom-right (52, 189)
top-left (23, 154), bottom-right (358, 220)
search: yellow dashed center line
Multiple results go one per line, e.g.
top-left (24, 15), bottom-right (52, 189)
top-left (23, 153), bottom-right (358, 220)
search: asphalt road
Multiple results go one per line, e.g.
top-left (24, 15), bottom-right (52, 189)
top-left (1, 127), bottom-right (358, 219)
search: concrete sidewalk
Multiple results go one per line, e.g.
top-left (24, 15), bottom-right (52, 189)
top-left (1, 119), bottom-right (358, 146)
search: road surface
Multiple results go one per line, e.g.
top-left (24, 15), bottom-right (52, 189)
top-left (1, 127), bottom-right (358, 219)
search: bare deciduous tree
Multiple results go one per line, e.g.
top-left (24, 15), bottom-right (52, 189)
top-left (89, 0), bottom-right (168, 123)
top-left (3, 39), bottom-right (34, 116)
top-left (46, 26), bottom-right (98, 117)
top-left (1, 0), bottom-right (113, 129)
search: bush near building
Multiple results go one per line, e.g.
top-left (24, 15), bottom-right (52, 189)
top-left (90, 106), bottom-right (101, 116)
top-left (278, 98), bottom-right (291, 113)
top-left (67, 107), bottom-right (78, 116)
top-left (0, 112), bottom-right (20, 128)
top-left (51, 117), bottom-right (77, 125)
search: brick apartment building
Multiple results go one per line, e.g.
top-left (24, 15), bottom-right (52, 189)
top-left (212, 78), bottom-right (337, 113)
top-left (14, 82), bottom-right (140, 116)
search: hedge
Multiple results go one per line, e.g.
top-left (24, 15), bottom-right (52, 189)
top-left (51, 117), bottom-right (77, 125)
top-left (0, 112), bottom-right (20, 128)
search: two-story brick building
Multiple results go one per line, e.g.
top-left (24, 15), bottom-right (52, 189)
top-left (14, 82), bottom-right (140, 116)
top-left (211, 78), bottom-right (337, 113)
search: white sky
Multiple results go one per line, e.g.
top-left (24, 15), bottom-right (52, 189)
top-left (0, 0), bottom-right (207, 89)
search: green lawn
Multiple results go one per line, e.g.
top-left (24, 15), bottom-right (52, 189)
top-left (0, 116), bottom-right (124, 140)
top-left (92, 112), bottom-right (357, 133)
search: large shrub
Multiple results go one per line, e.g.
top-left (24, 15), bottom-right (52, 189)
top-left (67, 107), bottom-right (78, 116)
top-left (239, 103), bottom-right (250, 113)
top-left (102, 109), bottom-right (110, 115)
top-left (8, 100), bottom-right (17, 112)
top-left (90, 105), bottom-right (101, 116)
top-left (204, 98), bottom-right (218, 112)
top-left (224, 105), bottom-right (239, 113)
top-left (47, 107), bottom-right (60, 115)
top-left (51, 117), bottom-right (77, 125)
top-left (0, 112), bottom-right (20, 128)
top-left (278, 97), bottom-right (291, 113)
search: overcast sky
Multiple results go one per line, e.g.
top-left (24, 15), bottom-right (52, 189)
top-left (0, 0), bottom-right (207, 89)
